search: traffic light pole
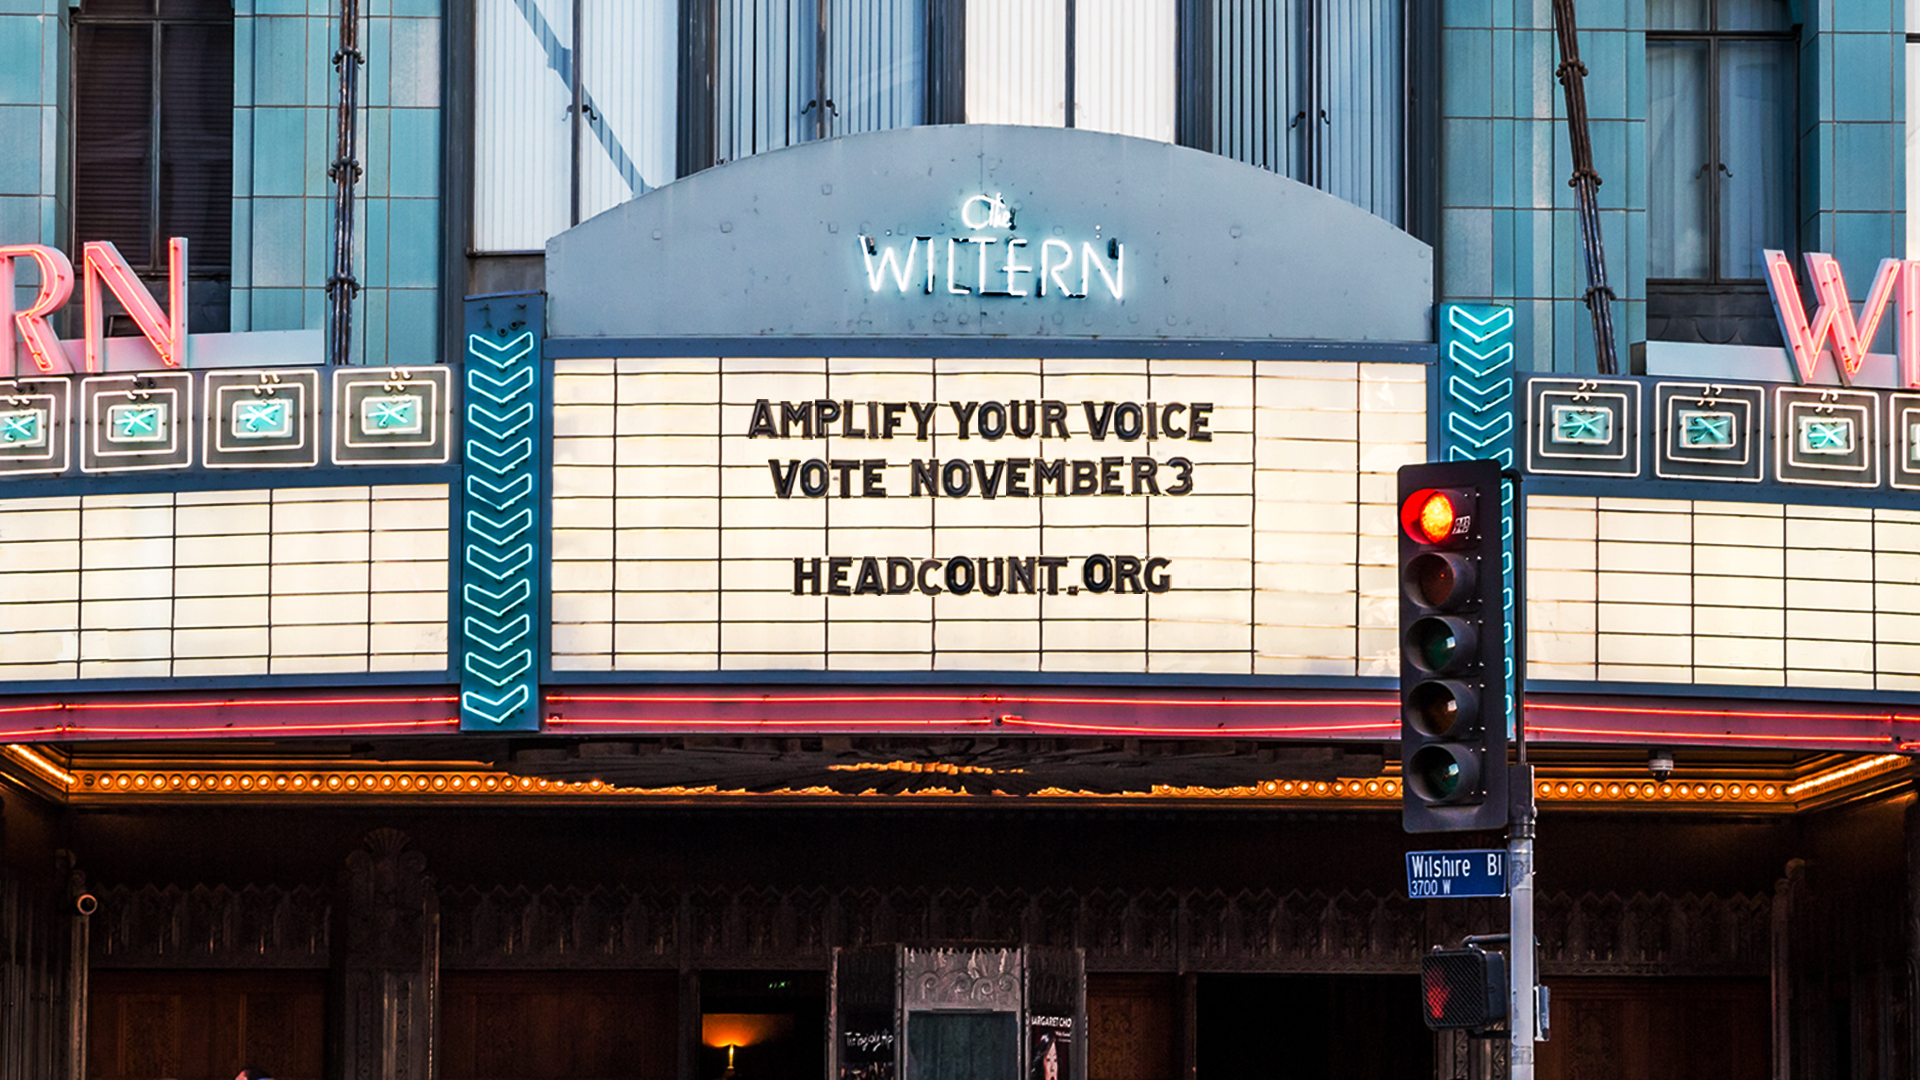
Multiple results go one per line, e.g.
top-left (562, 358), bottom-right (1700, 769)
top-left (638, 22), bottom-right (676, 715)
top-left (1505, 469), bottom-right (1539, 1079)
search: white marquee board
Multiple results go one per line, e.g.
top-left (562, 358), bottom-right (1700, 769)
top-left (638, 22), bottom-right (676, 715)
top-left (546, 356), bottom-right (1429, 676)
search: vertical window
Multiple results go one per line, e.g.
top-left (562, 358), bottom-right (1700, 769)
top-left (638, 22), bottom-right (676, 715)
top-left (1191, 0), bottom-right (1405, 226)
top-left (1647, 0), bottom-right (1796, 283)
top-left (73, 0), bottom-right (233, 331)
top-left (965, 0), bottom-right (1177, 142)
top-left (474, 0), bottom-right (677, 253)
top-left (1907, 0), bottom-right (1919, 257)
top-left (711, 0), bottom-right (927, 164)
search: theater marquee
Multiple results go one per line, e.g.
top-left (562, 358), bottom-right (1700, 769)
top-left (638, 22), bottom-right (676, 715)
top-left (546, 355), bottom-right (1429, 677)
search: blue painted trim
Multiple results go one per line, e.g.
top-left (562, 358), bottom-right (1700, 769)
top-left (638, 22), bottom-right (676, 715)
top-left (459, 297), bottom-right (545, 731)
top-left (0, 464), bottom-right (460, 500)
top-left (1522, 475), bottom-right (1920, 509)
top-left (0, 670), bottom-right (455, 698)
top-left (543, 336), bottom-right (1439, 363)
top-left (542, 669), bottom-right (1402, 691)
top-left (1527, 677), bottom-right (1920, 709)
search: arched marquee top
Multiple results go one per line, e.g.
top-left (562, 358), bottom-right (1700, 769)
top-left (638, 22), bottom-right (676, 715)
top-left (545, 124), bottom-right (1434, 344)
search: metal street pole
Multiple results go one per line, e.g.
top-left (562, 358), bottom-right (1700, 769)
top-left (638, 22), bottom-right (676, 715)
top-left (1506, 470), bottom-right (1539, 1078)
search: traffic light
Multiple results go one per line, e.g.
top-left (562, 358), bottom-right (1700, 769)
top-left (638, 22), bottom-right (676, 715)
top-left (1398, 460), bottom-right (1509, 833)
top-left (1421, 946), bottom-right (1509, 1031)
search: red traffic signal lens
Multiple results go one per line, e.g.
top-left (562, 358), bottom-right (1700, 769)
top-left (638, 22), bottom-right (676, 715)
top-left (1402, 489), bottom-right (1462, 545)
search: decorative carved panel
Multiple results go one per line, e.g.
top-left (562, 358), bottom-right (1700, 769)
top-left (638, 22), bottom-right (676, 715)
top-left (90, 874), bottom-right (1775, 981)
top-left (91, 884), bottom-right (330, 969)
top-left (902, 948), bottom-right (1022, 1010)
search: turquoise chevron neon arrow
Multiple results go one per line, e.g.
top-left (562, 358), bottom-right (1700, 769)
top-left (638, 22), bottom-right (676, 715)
top-left (465, 648), bottom-right (533, 687)
top-left (467, 331), bottom-right (535, 370)
top-left (466, 543), bottom-right (533, 580)
top-left (1446, 375), bottom-right (1513, 412)
top-left (464, 611), bottom-right (532, 643)
top-left (468, 438), bottom-right (532, 475)
top-left (463, 580), bottom-right (531, 618)
top-left (462, 684), bottom-right (531, 725)
top-left (1448, 443), bottom-right (1516, 467)
top-left (468, 367), bottom-right (536, 404)
top-left (467, 507), bottom-right (534, 546)
top-left (1448, 410), bottom-right (1514, 443)
top-left (469, 401), bottom-right (534, 439)
top-left (467, 473), bottom-right (533, 510)
top-left (1447, 306), bottom-right (1514, 343)
top-left (1446, 340), bottom-right (1514, 378)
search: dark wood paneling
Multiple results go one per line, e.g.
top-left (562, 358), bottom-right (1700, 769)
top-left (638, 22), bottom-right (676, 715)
top-left (1087, 974), bottom-right (1175, 1080)
top-left (440, 970), bottom-right (678, 1080)
top-left (87, 970), bottom-right (325, 1080)
top-left (1535, 977), bottom-right (1769, 1080)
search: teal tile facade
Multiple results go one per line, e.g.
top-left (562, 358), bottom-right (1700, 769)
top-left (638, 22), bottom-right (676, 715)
top-left (0, 0), bottom-right (68, 301)
top-left (1440, 0), bottom-right (1909, 372)
top-left (230, 0), bottom-right (442, 366)
top-left (1440, 0), bottom-right (1647, 373)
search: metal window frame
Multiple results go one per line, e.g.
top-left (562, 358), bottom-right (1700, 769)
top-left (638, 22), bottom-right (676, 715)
top-left (1646, 0), bottom-right (1798, 286)
top-left (70, 0), bottom-right (233, 280)
top-left (1174, 0), bottom-right (1420, 231)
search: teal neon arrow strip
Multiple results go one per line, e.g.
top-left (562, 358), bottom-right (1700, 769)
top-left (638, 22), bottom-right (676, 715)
top-left (467, 507), bottom-right (534, 546)
top-left (1446, 340), bottom-right (1514, 378)
top-left (467, 330), bottom-right (535, 370)
top-left (465, 649), bottom-right (533, 688)
top-left (468, 367), bottom-right (535, 405)
top-left (464, 580), bottom-right (531, 618)
top-left (468, 437), bottom-right (532, 476)
top-left (1448, 411), bottom-right (1514, 441)
top-left (466, 543), bottom-right (533, 580)
top-left (467, 473), bottom-right (533, 510)
top-left (464, 611), bottom-right (532, 644)
top-left (462, 684), bottom-right (531, 725)
top-left (1446, 375), bottom-right (1513, 413)
top-left (469, 401), bottom-right (534, 440)
top-left (1447, 306), bottom-right (1515, 343)
top-left (1448, 444), bottom-right (1516, 467)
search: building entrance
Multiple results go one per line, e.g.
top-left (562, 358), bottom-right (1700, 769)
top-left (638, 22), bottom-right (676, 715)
top-left (1196, 974), bottom-right (1427, 1079)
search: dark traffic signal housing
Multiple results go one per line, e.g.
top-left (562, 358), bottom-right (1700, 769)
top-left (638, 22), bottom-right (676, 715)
top-left (1398, 460), bottom-right (1509, 833)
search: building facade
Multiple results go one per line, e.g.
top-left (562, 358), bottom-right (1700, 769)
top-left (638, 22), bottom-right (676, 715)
top-left (1, 2), bottom-right (1919, 1079)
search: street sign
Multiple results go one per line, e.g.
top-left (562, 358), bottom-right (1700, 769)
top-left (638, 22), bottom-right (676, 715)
top-left (1406, 849), bottom-right (1509, 898)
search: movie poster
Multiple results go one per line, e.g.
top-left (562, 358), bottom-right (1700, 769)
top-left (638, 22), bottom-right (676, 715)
top-left (840, 1012), bottom-right (895, 1080)
top-left (1028, 1015), bottom-right (1074, 1080)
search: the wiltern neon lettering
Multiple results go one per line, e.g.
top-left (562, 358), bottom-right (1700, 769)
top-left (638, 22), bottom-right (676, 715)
top-left (858, 194), bottom-right (1123, 301)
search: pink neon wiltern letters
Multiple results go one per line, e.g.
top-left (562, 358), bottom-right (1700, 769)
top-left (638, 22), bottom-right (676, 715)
top-left (0, 244), bottom-right (74, 376)
top-left (0, 238), bottom-right (189, 377)
top-left (1765, 249), bottom-right (1918, 387)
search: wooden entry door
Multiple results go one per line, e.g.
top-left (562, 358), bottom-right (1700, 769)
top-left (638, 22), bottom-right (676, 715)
top-left (88, 970), bottom-right (326, 1080)
top-left (1536, 977), bottom-right (1769, 1080)
top-left (440, 970), bottom-right (678, 1080)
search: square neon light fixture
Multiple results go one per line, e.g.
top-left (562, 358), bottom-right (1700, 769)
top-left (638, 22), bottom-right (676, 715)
top-left (1550, 405), bottom-right (1612, 444)
top-left (0, 408), bottom-right (46, 448)
top-left (1798, 415), bottom-right (1855, 455)
top-left (361, 394), bottom-right (424, 436)
top-left (1677, 410), bottom-right (1735, 449)
top-left (106, 402), bottom-right (168, 444)
top-left (231, 398), bottom-right (294, 439)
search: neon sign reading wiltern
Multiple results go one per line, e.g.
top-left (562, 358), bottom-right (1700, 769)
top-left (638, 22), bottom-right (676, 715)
top-left (858, 193), bottom-right (1125, 300)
